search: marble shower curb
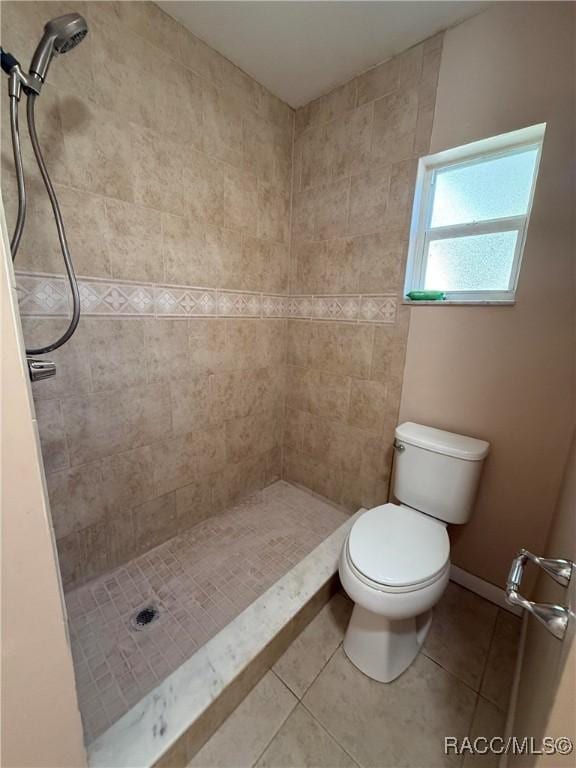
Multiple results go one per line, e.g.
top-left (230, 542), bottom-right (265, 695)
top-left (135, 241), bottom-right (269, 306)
top-left (87, 509), bottom-right (361, 768)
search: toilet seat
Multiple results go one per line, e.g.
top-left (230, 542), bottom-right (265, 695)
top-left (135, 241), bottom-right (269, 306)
top-left (347, 503), bottom-right (450, 590)
top-left (345, 545), bottom-right (450, 594)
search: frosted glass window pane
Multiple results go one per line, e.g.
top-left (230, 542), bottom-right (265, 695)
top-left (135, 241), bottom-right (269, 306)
top-left (430, 148), bottom-right (538, 227)
top-left (424, 231), bottom-right (518, 291)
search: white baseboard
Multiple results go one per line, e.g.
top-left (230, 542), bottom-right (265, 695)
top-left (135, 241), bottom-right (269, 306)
top-left (450, 564), bottom-right (522, 616)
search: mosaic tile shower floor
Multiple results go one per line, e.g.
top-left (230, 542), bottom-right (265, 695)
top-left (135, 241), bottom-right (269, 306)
top-left (64, 482), bottom-right (349, 744)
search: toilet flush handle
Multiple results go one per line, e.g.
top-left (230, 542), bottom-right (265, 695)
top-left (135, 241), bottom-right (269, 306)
top-left (394, 440), bottom-right (405, 453)
top-left (505, 549), bottom-right (573, 640)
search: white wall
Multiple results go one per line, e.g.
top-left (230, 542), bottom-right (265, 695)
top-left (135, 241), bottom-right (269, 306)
top-left (400, 2), bottom-right (576, 588)
top-left (0, 218), bottom-right (86, 766)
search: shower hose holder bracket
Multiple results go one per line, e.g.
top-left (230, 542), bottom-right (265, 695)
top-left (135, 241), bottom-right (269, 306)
top-left (6, 63), bottom-right (41, 98)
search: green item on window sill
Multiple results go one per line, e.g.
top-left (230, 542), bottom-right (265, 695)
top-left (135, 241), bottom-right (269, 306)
top-left (406, 290), bottom-right (446, 301)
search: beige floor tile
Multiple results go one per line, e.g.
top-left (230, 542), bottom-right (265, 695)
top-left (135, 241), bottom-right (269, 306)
top-left (480, 610), bottom-right (522, 710)
top-left (273, 593), bottom-right (352, 697)
top-left (463, 696), bottom-right (506, 768)
top-left (255, 704), bottom-right (357, 768)
top-left (189, 672), bottom-right (297, 768)
top-left (303, 647), bottom-right (477, 768)
top-left (423, 582), bottom-right (498, 690)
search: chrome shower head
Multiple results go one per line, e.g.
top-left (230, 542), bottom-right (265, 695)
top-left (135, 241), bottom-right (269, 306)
top-left (29, 13), bottom-right (88, 83)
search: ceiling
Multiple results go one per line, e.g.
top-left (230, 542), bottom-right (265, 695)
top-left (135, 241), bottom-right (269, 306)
top-left (158, 1), bottom-right (487, 108)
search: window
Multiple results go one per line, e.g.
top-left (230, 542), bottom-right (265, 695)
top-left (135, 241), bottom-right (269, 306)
top-left (404, 124), bottom-right (545, 304)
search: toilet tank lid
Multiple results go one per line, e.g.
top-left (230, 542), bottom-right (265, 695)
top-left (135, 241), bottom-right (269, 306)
top-left (395, 422), bottom-right (490, 461)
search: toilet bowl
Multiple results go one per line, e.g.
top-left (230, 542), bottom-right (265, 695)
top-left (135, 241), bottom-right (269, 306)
top-left (339, 503), bottom-right (450, 682)
top-left (339, 422), bottom-right (490, 683)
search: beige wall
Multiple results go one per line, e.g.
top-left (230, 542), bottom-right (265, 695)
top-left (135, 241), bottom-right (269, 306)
top-left (1, 225), bottom-right (85, 765)
top-left (399, 2), bottom-right (576, 588)
top-left (511, 432), bottom-right (576, 767)
top-left (283, 36), bottom-right (443, 510)
top-left (1, 1), bottom-right (293, 588)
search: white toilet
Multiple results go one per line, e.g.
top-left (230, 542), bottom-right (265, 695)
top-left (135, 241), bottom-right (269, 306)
top-left (339, 421), bottom-right (489, 683)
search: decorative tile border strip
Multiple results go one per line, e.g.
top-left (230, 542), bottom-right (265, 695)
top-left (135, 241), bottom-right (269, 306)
top-left (79, 280), bottom-right (156, 316)
top-left (217, 291), bottom-right (261, 317)
top-left (262, 295), bottom-right (289, 317)
top-left (315, 295), bottom-right (361, 322)
top-left (15, 272), bottom-right (398, 325)
top-left (156, 286), bottom-right (217, 317)
top-left (360, 295), bottom-right (397, 323)
top-left (16, 273), bottom-right (71, 316)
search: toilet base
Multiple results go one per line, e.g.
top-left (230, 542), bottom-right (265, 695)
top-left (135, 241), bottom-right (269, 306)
top-left (343, 604), bottom-right (433, 683)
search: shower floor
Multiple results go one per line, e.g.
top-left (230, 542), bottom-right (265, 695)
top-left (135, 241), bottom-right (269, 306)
top-left (64, 482), bottom-right (349, 744)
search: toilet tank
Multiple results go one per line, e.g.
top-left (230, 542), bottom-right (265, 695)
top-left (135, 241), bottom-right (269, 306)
top-left (393, 422), bottom-right (490, 524)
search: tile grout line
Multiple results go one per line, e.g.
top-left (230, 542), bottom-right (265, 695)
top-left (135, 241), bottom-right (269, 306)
top-left (420, 650), bottom-right (484, 700)
top-left (463, 690), bottom-right (482, 753)
top-left (296, 631), bottom-right (486, 768)
top-left (476, 608), bottom-right (510, 712)
top-left (72, 481), bottom-right (348, 742)
top-left (300, 701), bottom-right (364, 768)
top-left (245, 673), bottom-right (300, 768)
top-left (298, 661), bottom-right (365, 768)
top-left (477, 607), bottom-right (500, 697)
top-left (59, 459), bottom-right (285, 592)
top-left (270, 611), bottom-right (346, 703)
top-left (262, 629), bottom-right (365, 768)
top-left (269, 621), bottom-right (364, 766)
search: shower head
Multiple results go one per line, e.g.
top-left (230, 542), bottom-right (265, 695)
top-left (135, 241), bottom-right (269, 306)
top-left (29, 13), bottom-right (88, 84)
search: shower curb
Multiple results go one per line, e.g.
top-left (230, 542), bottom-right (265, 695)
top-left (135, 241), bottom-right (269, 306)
top-left (87, 508), bottom-right (361, 768)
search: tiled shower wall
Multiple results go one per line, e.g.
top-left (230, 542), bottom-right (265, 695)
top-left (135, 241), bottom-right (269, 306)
top-left (1, 1), bottom-right (292, 588)
top-left (2, 0), bottom-right (443, 587)
top-left (283, 35), bottom-right (443, 510)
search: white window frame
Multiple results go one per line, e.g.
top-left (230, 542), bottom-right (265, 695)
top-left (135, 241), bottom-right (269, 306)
top-left (404, 123), bottom-right (546, 305)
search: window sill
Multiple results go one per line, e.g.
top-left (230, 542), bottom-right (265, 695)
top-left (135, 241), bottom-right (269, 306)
top-left (402, 299), bottom-right (516, 307)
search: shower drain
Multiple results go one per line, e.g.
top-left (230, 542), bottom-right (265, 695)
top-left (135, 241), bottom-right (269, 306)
top-left (130, 604), bottom-right (160, 631)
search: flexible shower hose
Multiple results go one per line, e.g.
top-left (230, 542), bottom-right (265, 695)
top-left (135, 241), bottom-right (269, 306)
top-left (9, 91), bottom-right (81, 355)
top-left (8, 93), bottom-right (26, 256)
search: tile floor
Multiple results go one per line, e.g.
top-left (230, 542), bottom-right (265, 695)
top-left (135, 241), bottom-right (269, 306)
top-left (189, 584), bottom-right (521, 768)
top-left (65, 482), bottom-right (349, 744)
